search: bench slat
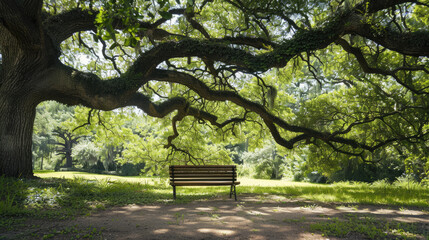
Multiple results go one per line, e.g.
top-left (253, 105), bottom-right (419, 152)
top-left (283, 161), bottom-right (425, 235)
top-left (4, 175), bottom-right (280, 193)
top-left (170, 169), bottom-right (234, 171)
top-left (171, 166), bottom-right (233, 168)
top-left (171, 174), bottom-right (235, 177)
top-left (170, 171), bottom-right (235, 176)
top-left (171, 178), bottom-right (237, 181)
top-left (170, 169), bottom-right (234, 172)
top-left (171, 181), bottom-right (240, 186)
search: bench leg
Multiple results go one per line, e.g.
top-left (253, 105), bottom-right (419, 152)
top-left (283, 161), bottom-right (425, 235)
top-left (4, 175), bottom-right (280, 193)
top-left (233, 185), bottom-right (237, 201)
top-left (229, 185), bottom-right (237, 201)
top-left (173, 186), bottom-right (176, 200)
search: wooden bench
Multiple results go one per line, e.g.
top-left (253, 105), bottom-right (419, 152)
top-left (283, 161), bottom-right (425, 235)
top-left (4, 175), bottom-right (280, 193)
top-left (169, 165), bottom-right (240, 201)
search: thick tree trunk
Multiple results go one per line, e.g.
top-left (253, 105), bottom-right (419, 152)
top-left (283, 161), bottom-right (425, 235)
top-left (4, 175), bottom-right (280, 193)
top-left (0, 94), bottom-right (37, 178)
top-left (64, 151), bottom-right (73, 168)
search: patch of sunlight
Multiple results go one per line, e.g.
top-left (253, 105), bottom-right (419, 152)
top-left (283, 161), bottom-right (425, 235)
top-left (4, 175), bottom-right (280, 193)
top-left (153, 229), bottom-right (170, 234)
top-left (198, 228), bottom-right (236, 236)
top-left (239, 178), bottom-right (315, 187)
top-left (35, 171), bottom-right (159, 184)
top-left (301, 194), bottom-right (343, 203)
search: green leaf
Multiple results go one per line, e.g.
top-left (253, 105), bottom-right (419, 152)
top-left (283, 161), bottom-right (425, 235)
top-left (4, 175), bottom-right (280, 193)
top-left (159, 11), bottom-right (173, 20)
top-left (95, 11), bottom-right (104, 24)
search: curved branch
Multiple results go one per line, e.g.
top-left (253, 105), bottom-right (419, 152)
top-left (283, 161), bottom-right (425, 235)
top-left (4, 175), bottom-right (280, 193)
top-left (335, 38), bottom-right (428, 94)
top-left (43, 9), bottom-right (98, 46)
top-left (343, 13), bottom-right (429, 57)
top-left (355, 0), bottom-right (418, 14)
top-left (0, 0), bottom-right (42, 47)
top-left (148, 69), bottom-right (376, 150)
top-left (39, 62), bottom-right (148, 110)
top-left (43, 8), bottom-right (185, 46)
top-left (185, 11), bottom-right (211, 39)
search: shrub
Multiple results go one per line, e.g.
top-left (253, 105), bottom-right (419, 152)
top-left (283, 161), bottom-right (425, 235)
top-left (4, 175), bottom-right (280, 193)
top-left (307, 171), bottom-right (327, 183)
top-left (120, 163), bottom-right (145, 176)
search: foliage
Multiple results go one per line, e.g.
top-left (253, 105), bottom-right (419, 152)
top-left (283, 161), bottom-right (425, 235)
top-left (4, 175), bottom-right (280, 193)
top-left (0, 176), bottom-right (28, 216)
top-left (72, 139), bottom-right (102, 168)
top-left (2, 0), bottom-right (429, 180)
top-left (119, 162), bottom-right (146, 176)
top-left (241, 143), bottom-right (287, 179)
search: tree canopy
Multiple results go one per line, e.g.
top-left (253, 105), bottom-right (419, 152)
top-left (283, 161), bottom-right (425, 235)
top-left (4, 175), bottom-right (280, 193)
top-left (0, 0), bottom-right (428, 178)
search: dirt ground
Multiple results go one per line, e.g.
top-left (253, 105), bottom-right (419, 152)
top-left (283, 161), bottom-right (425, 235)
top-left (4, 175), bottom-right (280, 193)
top-left (5, 194), bottom-right (429, 240)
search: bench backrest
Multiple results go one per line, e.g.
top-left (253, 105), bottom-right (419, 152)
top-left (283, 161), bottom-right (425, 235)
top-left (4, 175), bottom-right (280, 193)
top-left (169, 165), bottom-right (238, 183)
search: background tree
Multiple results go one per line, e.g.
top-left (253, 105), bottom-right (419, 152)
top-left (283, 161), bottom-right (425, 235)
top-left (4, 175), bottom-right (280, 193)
top-left (1, 0), bottom-right (428, 178)
top-left (53, 128), bottom-right (81, 168)
top-left (242, 142), bottom-right (287, 179)
top-left (71, 139), bottom-right (101, 169)
top-left (32, 101), bottom-right (75, 170)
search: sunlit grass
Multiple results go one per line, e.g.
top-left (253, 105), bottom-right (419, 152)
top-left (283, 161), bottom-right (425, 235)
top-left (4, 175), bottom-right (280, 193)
top-left (1, 171), bottom-right (427, 218)
top-left (311, 214), bottom-right (428, 239)
top-left (34, 171), bottom-right (158, 184)
top-left (33, 172), bottom-right (429, 207)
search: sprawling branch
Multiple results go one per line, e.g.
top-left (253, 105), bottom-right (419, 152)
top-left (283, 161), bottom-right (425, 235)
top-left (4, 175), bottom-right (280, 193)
top-left (37, 0), bottom-right (429, 157)
top-left (38, 62), bottom-right (149, 110)
top-left (125, 92), bottom-right (246, 147)
top-left (43, 8), bottom-right (184, 46)
top-left (43, 9), bottom-right (98, 46)
top-left (343, 15), bottom-right (429, 57)
top-left (335, 38), bottom-right (429, 94)
top-left (0, 0), bottom-right (42, 47)
top-left (354, 0), bottom-right (418, 14)
top-left (148, 69), bottom-right (379, 151)
top-left (46, 59), bottom-right (421, 155)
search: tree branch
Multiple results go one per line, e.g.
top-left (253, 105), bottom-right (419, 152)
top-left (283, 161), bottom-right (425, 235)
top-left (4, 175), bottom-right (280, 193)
top-left (335, 37), bottom-right (428, 94)
top-left (343, 13), bottom-right (429, 57)
top-left (0, 0), bottom-right (42, 47)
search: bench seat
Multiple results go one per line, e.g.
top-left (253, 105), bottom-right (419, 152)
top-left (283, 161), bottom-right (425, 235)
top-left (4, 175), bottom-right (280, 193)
top-left (171, 181), bottom-right (241, 186)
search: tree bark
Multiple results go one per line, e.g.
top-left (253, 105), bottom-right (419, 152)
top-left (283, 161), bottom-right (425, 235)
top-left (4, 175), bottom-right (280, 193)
top-left (0, 94), bottom-right (37, 178)
top-left (40, 156), bottom-right (43, 170)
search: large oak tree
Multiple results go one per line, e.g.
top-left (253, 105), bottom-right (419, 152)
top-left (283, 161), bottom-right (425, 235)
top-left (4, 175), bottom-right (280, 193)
top-left (1, 0), bottom-right (428, 178)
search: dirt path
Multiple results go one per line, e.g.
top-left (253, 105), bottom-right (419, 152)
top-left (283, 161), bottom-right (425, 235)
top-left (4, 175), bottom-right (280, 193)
top-left (60, 195), bottom-right (429, 239)
top-left (4, 194), bottom-right (429, 239)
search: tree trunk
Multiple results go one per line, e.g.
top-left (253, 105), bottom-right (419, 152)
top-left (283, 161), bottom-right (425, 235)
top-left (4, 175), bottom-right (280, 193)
top-left (63, 148), bottom-right (73, 168)
top-left (0, 95), bottom-right (37, 178)
top-left (40, 156), bottom-right (44, 170)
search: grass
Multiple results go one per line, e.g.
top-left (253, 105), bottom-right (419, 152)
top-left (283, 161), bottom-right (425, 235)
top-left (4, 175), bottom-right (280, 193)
top-left (32, 171), bottom-right (429, 207)
top-left (310, 214), bottom-right (428, 239)
top-left (1, 172), bottom-right (428, 239)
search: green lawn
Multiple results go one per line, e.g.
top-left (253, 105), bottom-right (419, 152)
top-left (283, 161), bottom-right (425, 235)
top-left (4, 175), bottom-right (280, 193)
top-left (33, 171), bottom-right (429, 207)
top-left (1, 171), bottom-right (428, 219)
